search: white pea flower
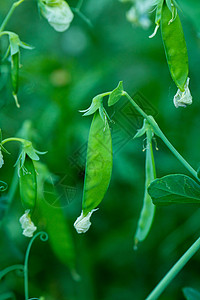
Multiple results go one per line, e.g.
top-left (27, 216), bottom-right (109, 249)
top-left (19, 209), bottom-right (37, 237)
top-left (173, 77), bottom-right (192, 108)
top-left (74, 209), bottom-right (98, 234)
top-left (0, 150), bottom-right (4, 168)
top-left (125, 0), bottom-right (157, 29)
top-left (126, 6), bottom-right (151, 29)
top-left (38, 0), bottom-right (74, 32)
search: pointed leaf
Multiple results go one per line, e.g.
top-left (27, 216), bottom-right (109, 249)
top-left (148, 174), bottom-right (200, 205)
top-left (108, 81), bottom-right (123, 107)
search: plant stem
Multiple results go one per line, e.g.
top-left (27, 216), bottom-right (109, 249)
top-left (123, 91), bottom-right (199, 181)
top-left (1, 137), bottom-right (25, 145)
top-left (71, 8), bottom-right (93, 28)
top-left (0, 264), bottom-right (24, 280)
top-left (24, 232), bottom-right (48, 300)
top-left (0, 0), bottom-right (25, 33)
top-left (145, 236), bottom-right (200, 300)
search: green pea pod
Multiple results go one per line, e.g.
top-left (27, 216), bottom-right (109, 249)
top-left (11, 52), bottom-right (20, 107)
top-left (134, 126), bottom-right (156, 248)
top-left (74, 111), bottom-right (112, 233)
top-left (161, 2), bottom-right (188, 91)
top-left (82, 111), bottom-right (112, 214)
top-left (19, 155), bottom-right (37, 210)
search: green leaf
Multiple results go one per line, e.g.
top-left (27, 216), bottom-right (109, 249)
top-left (148, 174), bottom-right (200, 205)
top-left (108, 81), bottom-right (123, 107)
top-left (183, 287), bottom-right (200, 300)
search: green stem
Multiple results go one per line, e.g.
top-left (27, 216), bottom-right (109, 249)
top-left (0, 264), bottom-right (24, 280)
top-left (0, 31), bottom-right (12, 38)
top-left (145, 236), bottom-right (200, 300)
top-left (123, 91), bottom-right (199, 181)
top-left (71, 8), bottom-right (93, 28)
top-left (101, 91), bottom-right (111, 97)
top-left (1, 137), bottom-right (25, 145)
top-left (24, 232), bottom-right (48, 300)
top-left (0, 0), bottom-right (25, 33)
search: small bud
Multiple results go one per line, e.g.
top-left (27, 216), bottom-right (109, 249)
top-left (173, 77), bottom-right (192, 108)
top-left (19, 209), bottom-right (37, 237)
top-left (74, 209), bottom-right (98, 234)
top-left (38, 0), bottom-right (74, 32)
top-left (0, 150), bottom-right (4, 168)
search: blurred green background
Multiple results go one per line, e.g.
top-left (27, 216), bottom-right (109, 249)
top-left (0, 0), bottom-right (200, 299)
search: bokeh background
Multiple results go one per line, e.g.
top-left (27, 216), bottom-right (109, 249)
top-left (0, 0), bottom-right (200, 299)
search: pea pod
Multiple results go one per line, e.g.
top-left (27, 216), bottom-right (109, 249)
top-left (19, 155), bottom-right (37, 210)
top-left (11, 52), bottom-right (20, 107)
top-left (134, 123), bottom-right (156, 248)
top-left (161, 2), bottom-right (188, 91)
top-left (74, 111), bottom-right (113, 233)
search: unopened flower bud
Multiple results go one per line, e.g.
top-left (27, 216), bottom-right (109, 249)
top-left (173, 77), bottom-right (192, 108)
top-left (74, 209), bottom-right (98, 234)
top-left (19, 209), bottom-right (37, 237)
top-left (38, 0), bottom-right (74, 32)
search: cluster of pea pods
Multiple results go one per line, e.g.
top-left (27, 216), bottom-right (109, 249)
top-left (74, 0), bottom-right (193, 248)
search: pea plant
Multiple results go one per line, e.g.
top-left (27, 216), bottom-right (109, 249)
top-left (0, 0), bottom-right (200, 299)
